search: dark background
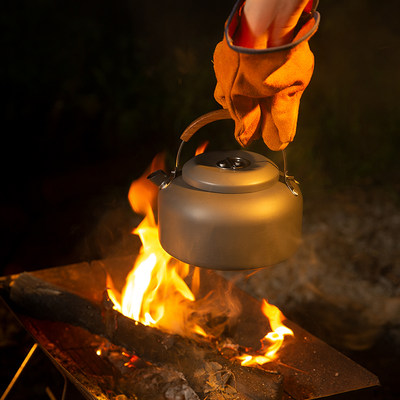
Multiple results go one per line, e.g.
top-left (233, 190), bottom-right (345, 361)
top-left (1, 0), bottom-right (399, 274)
top-left (1, 0), bottom-right (399, 398)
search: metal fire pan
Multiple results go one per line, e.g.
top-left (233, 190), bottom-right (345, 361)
top-left (0, 256), bottom-right (379, 399)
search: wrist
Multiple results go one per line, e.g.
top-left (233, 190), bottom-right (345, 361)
top-left (225, 0), bottom-right (320, 54)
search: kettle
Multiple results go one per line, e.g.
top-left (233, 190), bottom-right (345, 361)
top-left (148, 109), bottom-right (302, 270)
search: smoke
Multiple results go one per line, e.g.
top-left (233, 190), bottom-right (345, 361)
top-left (220, 188), bottom-right (400, 351)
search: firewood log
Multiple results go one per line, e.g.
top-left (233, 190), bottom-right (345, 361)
top-left (1, 272), bottom-right (282, 400)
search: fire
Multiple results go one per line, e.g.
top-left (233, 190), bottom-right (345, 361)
top-left (106, 151), bottom-right (293, 365)
top-left (107, 153), bottom-right (207, 338)
top-left (195, 140), bottom-right (209, 156)
top-left (238, 299), bottom-right (293, 366)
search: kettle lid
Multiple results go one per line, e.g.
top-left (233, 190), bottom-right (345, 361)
top-left (182, 150), bottom-right (279, 194)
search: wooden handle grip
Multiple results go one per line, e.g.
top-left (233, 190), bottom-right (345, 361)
top-left (180, 109), bottom-right (232, 142)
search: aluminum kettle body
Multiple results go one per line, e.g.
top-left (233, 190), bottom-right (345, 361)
top-left (149, 110), bottom-right (303, 271)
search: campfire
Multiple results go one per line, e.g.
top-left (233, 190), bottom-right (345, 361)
top-left (0, 154), bottom-right (379, 400)
top-left (106, 152), bottom-right (294, 367)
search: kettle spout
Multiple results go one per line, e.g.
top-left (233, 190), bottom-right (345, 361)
top-left (147, 170), bottom-right (171, 188)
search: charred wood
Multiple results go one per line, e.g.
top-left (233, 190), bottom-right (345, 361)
top-left (1, 272), bottom-right (282, 400)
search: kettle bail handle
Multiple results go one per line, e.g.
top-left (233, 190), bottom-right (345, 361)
top-left (180, 109), bottom-right (231, 142)
top-left (174, 109), bottom-right (232, 172)
top-left (174, 109), bottom-right (298, 196)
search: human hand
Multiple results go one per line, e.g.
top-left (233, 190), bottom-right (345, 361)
top-left (236, 0), bottom-right (312, 48)
top-left (213, 0), bottom-right (319, 150)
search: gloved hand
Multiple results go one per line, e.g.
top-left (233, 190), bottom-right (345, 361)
top-left (213, 0), bottom-right (320, 151)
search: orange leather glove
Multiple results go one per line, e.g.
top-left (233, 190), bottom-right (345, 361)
top-left (213, 1), bottom-right (320, 151)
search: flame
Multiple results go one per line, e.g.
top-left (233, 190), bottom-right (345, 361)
top-left (128, 152), bottom-right (165, 219)
top-left (195, 140), bottom-right (209, 156)
top-left (109, 213), bottom-right (203, 336)
top-left (237, 299), bottom-right (293, 366)
top-left (108, 153), bottom-right (208, 338)
top-left (107, 152), bottom-right (293, 364)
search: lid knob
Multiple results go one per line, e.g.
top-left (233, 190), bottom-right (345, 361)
top-left (216, 156), bottom-right (251, 170)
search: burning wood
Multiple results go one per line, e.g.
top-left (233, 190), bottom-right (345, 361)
top-left (0, 259), bottom-right (380, 400)
top-left (0, 153), bottom-right (294, 399)
top-left (3, 272), bottom-right (283, 400)
top-left (107, 153), bottom-right (294, 365)
top-left (0, 153), bottom-right (297, 399)
top-left (0, 154), bottom-right (380, 399)
top-left (96, 342), bottom-right (201, 400)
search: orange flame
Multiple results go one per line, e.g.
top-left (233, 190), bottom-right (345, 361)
top-left (108, 153), bottom-right (209, 338)
top-left (107, 152), bottom-right (293, 364)
top-left (195, 140), bottom-right (209, 156)
top-left (128, 152), bottom-right (165, 220)
top-left (238, 299), bottom-right (293, 366)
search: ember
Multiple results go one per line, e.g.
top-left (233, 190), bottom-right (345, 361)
top-left (106, 154), bottom-right (294, 366)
